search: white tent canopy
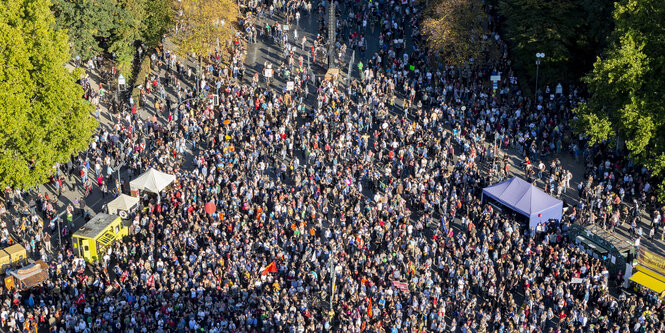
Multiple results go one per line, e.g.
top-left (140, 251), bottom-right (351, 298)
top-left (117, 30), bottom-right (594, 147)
top-left (107, 194), bottom-right (140, 215)
top-left (129, 168), bottom-right (176, 194)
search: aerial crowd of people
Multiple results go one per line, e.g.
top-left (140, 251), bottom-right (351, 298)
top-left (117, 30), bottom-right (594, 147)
top-left (0, 0), bottom-right (664, 332)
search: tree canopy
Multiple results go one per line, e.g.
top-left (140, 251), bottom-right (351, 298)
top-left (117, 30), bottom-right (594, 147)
top-left (0, 0), bottom-right (98, 190)
top-left (172, 0), bottom-right (237, 59)
top-left (497, 0), bottom-right (614, 89)
top-left (574, 0), bottom-right (665, 195)
top-left (499, 0), bottom-right (579, 86)
top-left (142, 0), bottom-right (173, 48)
top-left (52, 0), bottom-right (173, 67)
top-left (51, 0), bottom-right (117, 60)
top-left (107, 0), bottom-right (147, 75)
top-left (422, 0), bottom-right (488, 66)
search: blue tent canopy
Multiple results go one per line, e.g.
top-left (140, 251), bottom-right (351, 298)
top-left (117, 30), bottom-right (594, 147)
top-left (482, 177), bottom-right (563, 231)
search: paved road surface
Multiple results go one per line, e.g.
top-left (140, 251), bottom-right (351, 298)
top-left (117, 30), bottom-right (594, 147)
top-left (3, 0), bottom-right (662, 260)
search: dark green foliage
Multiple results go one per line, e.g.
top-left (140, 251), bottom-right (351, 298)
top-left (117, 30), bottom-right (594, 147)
top-left (142, 0), bottom-right (173, 48)
top-left (51, 0), bottom-right (118, 60)
top-left (52, 0), bottom-right (173, 62)
top-left (575, 0), bottom-right (665, 199)
top-left (498, 0), bottom-right (614, 89)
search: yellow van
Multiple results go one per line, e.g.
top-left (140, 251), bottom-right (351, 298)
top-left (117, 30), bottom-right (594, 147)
top-left (72, 213), bottom-right (128, 262)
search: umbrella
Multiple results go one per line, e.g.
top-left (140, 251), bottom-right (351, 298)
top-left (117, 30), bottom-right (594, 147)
top-left (204, 202), bottom-right (216, 214)
top-left (223, 119), bottom-right (231, 125)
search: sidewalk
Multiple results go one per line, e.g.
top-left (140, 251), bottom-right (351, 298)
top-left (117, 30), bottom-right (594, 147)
top-left (3, 54), bottom-right (197, 255)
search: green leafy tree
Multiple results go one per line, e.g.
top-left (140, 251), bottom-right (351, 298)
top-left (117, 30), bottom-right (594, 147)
top-left (0, 0), bottom-right (98, 190)
top-left (108, 0), bottom-right (146, 76)
top-left (571, 0), bottom-right (615, 72)
top-left (423, 0), bottom-right (489, 66)
top-left (499, 0), bottom-right (581, 87)
top-left (575, 0), bottom-right (665, 198)
top-left (497, 0), bottom-right (615, 89)
top-left (173, 0), bottom-right (238, 59)
top-left (51, 0), bottom-right (118, 60)
top-left (53, 0), bottom-right (174, 62)
top-left (142, 0), bottom-right (174, 48)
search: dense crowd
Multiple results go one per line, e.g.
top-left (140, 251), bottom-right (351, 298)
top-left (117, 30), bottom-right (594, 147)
top-left (0, 0), bottom-right (664, 332)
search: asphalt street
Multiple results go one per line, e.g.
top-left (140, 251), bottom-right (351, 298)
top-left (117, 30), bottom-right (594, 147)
top-left (3, 0), bottom-right (663, 260)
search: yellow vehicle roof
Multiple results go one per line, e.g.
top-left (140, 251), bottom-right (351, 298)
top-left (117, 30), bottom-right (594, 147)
top-left (0, 250), bottom-right (9, 261)
top-left (73, 213), bottom-right (120, 239)
top-left (630, 271), bottom-right (665, 294)
top-left (4, 244), bottom-right (26, 257)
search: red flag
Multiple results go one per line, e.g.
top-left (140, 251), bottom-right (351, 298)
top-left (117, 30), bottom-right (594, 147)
top-left (147, 274), bottom-right (155, 287)
top-left (120, 271), bottom-right (129, 282)
top-left (76, 294), bottom-right (86, 305)
top-left (368, 298), bottom-right (373, 318)
top-left (261, 261), bottom-right (278, 275)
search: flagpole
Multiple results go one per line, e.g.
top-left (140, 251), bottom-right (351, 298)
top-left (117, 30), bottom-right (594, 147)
top-left (329, 243), bottom-right (336, 313)
top-left (329, 216), bottom-right (337, 318)
top-left (330, 268), bottom-right (336, 311)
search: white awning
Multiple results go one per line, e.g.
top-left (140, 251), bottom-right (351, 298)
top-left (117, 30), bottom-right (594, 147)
top-left (107, 194), bottom-right (140, 215)
top-left (129, 168), bottom-right (176, 194)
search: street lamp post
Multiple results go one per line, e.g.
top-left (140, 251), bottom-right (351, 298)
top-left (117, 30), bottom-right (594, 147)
top-left (116, 161), bottom-right (125, 194)
top-left (329, 245), bottom-right (336, 311)
top-left (327, 1), bottom-right (336, 69)
top-left (195, 61), bottom-right (201, 96)
top-left (534, 53), bottom-right (545, 106)
top-left (56, 216), bottom-right (61, 248)
top-left (347, 50), bottom-right (355, 84)
top-left (117, 73), bottom-right (126, 112)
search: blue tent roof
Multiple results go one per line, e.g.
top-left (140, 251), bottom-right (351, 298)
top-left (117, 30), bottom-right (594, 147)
top-left (482, 177), bottom-right (562, 217)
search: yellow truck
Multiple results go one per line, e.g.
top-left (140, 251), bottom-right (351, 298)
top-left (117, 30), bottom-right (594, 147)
top-left (0, 244), bottom-right (27, 274)
top-left (0, 244), bottom-right (49, 291)
top-left (72, 213), bottom-right (128, 262)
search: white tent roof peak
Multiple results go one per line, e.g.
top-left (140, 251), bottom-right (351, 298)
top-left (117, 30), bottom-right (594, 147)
top-left (107, 194), bottom-right (140, 215)
top-left (129, 168), bottom-right (176, 194)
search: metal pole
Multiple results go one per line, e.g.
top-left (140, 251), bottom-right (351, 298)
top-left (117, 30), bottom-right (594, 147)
top-left (117, 162), bottom-right (123, 194)
top-left (494, 136), bottom-right (498, 165)
top-left (327, 1), bottom-right (336, 69)
top-left (329, 238), bottom-right (336, 313)
top-left (330, 252), bottom-right (335, 310)
top-left (534, 62), bottom-right (539, 106)
top-left (57, 216), bottom-right (61, 248)
top-left (328, 213), bottom-right (337, 315)
top-left (534, 53), bottom-right (544, 106)
top-left (347, 50), bottom-right (355, 84)
top-left (196, 59), bottom-right (200, 96)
